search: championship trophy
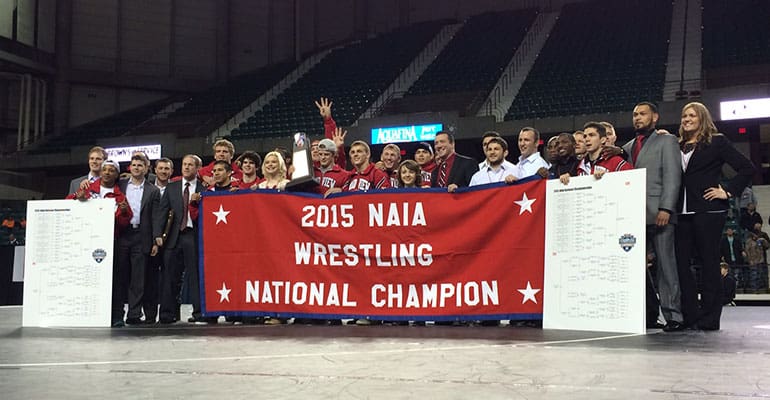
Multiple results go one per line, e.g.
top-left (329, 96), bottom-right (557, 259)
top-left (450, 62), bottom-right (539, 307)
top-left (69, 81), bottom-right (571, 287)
top-left (285, 132), bottom-right (318, 192)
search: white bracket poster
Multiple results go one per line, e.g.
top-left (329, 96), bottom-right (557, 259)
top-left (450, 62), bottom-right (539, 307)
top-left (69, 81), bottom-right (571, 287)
top-left (22, 199), bottom-right (115, 327)
top-left (543, 169), bottom-right (646, 334)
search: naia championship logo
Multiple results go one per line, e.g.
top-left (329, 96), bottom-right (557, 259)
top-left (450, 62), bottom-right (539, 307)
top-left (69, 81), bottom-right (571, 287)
top-left (618, 234), bottom-right (637, 252)
top-left (92, 248), bottom-right (107, 263)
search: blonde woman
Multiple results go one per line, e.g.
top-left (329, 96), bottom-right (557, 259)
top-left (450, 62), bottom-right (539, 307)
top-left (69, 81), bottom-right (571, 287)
top-left (256, 151), bottom-right (290, 191)
top-left (675, 101), bottom-right (754, 331)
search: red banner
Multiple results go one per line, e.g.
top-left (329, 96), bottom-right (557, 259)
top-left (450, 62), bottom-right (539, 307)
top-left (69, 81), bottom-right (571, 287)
top-left (200, 179), bottom-right (545, 321)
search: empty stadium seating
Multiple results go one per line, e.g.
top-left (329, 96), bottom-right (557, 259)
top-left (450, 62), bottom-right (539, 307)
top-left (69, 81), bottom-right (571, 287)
top-left (702, 0), bottom-right (770, 68)
top-left (393, 10), bottom-right (537, 115)
top-left (230, 21), bottom-right (447, 139)
top-left (505, 0), bottom-right (672, 121)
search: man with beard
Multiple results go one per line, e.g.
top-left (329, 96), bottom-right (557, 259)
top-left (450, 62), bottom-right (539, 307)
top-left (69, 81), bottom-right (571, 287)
top-left (431, 131), bottom-right (477, 192)
top-left (414, 142), bottom-right (436, 187)
top-left (623, 101), bottom-right (683, 331)
top-left (470, 137), bottom-right (516, 186)
top-left (478, 131), bottom-right (502, 170)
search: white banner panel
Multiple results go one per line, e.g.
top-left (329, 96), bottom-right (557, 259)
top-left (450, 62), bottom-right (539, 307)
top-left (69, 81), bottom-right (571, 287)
top-left (543, 169), bottom-right (646, 334)
top-left (22, 199), bottom-right (115, 327)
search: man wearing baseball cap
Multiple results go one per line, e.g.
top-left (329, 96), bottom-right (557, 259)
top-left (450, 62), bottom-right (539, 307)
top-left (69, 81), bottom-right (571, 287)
top-left (414, 142), bottom-right (436, 187)
top-left (313, 129), bottom-right (350, 197)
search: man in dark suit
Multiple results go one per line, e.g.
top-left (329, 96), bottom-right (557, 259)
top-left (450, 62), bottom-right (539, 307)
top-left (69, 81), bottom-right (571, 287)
top-left (720, 227), bottom-right (745, 266)
top-left (144, 157), bottom-right (174, 323)
top-left (117, 154), bottom-right (163, 325)
top-left (622, 101), bottom-right (684, 331)
top-left (67, 146), bottom-right (107, 195)
top-left (157, 154), bottom-right (212, 324)
top-left (431, 131), bottom-right (477, 192)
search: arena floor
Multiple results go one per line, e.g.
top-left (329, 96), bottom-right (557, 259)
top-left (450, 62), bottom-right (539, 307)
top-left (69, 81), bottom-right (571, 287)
top-left (0, 306), bottom-right (768, 399)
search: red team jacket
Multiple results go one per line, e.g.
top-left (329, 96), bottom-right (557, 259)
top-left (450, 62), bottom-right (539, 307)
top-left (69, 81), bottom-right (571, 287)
top-left (344, 163), bottom-right (392, 192)
top-left (577, 154), bottom-right (633, 176)
top-left (66, 179), bottom-right (133, 237)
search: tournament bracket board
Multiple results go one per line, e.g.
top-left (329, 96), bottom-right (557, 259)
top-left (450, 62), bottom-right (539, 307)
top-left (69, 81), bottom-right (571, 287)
top-left (543, 169), bottom-right (647, 334)
top-left (22, 199), bottom-right (115, 327)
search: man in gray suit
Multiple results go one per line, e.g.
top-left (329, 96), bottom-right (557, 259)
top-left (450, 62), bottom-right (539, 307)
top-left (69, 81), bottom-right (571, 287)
top-left (622, 101), bottom-right (684, 331)
top-left (67, 146), bottom-right (107, 195)
top-left (116, 153), bottom-right (163, 325)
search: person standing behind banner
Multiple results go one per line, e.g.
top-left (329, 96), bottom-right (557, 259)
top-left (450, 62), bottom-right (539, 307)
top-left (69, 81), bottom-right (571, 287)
top-left (236, 151), bottom-right (263, 189)
top-left (314, 136), bottom-right (349, 196)
top-left (199, 139), bottom-right (243, 187)
top-left (398, 160), bottom-right (429, 188)
top-left (327, 141), bottom-right (391, 196)
top-left (256, 151), bottom-right (290, 191)
top-left (512, 127), bottom-right (550, 181)
top-left (674, 101), bottom-right (754, 331)
top-left (414, 142), bottom-right (437, 187)
top-left (548, 133), bottom-right (580, 182)
top-left (432, 131), bottom-right (477, 192)
top-left (157, 154), bottom-right (213, 325)
top-left (478, 131), bottom-right (502, 171)
top-left (67, 160), bottom-right (133, 327)
top-left (376, 143), bottom-right (401, 187)
top-left (469, 137), bottom-right (517, 188)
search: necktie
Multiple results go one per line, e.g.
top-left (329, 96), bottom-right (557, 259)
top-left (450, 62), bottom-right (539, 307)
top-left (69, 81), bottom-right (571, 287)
top-left (180, 182), bottom-right (190, 231)
top-left (438, 162), bottom-right (448, 187)
top-left (632, 134), bottom-right (646, 164)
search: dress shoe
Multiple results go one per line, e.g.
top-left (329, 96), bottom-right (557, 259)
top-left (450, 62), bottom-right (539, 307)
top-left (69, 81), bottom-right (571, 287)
top-left (159, 318), bottom-right (176, 325)
top-left (662, 321), bottom-right (685, 332)
top-left (647, 322), bottom-right (665, 329)
top-left (125, 318), bottom-right (143, 325)
top-left (111, 320), bottom-right (125, 328)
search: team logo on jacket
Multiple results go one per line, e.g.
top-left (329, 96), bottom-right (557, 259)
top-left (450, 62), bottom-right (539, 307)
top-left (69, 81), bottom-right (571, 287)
top-left (92, 248), bottom-right (107, 263)
top-left (618, 234), bottom-right (636, 252)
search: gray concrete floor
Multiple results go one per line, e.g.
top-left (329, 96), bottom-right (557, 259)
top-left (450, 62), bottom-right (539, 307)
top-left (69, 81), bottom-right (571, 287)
top-left (1, 306), bottom-right (769, 399)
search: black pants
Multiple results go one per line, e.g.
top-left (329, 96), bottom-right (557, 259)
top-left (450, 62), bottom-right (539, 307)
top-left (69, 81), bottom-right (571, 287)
top-left (675, 212), bottom-right (726, 329)
top-left (160, 229), bottom-right (201, 321)
top-left (116, 228), bottom-right (148, 320)
top-left (144, 250), bottom-right (163, 322)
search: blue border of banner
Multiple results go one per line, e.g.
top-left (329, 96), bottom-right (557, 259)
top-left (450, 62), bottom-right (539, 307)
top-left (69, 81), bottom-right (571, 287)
top-left (198, 176), bottom-right (545, 321)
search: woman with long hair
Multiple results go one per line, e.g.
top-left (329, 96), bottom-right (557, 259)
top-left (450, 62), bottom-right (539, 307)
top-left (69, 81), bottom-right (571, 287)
top-left (675, 102), bottom-right (754, 330)
top-left (397, 160), bottom-right (428, 188)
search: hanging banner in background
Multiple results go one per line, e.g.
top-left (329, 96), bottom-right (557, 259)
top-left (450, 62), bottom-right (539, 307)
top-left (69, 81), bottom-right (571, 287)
top-left (200, 180), bottom-right (546, 321)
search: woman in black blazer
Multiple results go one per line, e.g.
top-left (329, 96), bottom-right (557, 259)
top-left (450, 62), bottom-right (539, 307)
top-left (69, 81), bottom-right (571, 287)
top-left (675, 102), bottom-right (755, 330)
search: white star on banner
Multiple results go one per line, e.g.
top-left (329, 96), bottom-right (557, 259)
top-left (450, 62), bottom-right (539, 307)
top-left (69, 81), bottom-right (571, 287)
top-left (217, 282), bottom-right (231, 303)
top-left (517, 281), bottom-right (541, 304)
top-left (514, 192), bottom-right (536, 215)
top-left (212, 204), bottom-right (230, 225)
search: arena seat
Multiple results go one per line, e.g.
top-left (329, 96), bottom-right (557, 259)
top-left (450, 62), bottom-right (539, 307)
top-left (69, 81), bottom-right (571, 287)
top-left (505, 0), bottom-right (672, 121)
top-left (230, 21), bottom-right (448, 139)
